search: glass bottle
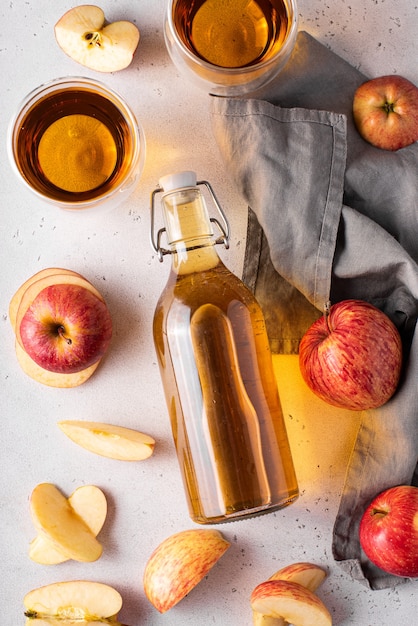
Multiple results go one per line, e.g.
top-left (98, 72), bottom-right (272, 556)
top-left (151, 171), bottom-right (298, 524)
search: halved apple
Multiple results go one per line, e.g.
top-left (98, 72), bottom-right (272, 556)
top-left (143, 529), bottom-right (230, 613)
top-left (29, 485), bottom-right (107, 564)
top-left (251, 580), bottom-right (332, 626)
top-left (58, 420), bottom-right (155, 461)
top-left (253, 562), bottom-right (328, 625)
top-left (55, 5), bottom-right (140, 73)
top-left (30, 483), bottom-right (103, 562)
top-left (24, 580), bottom-right (122, 622)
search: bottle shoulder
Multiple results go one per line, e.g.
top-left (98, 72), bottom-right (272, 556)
top-left (155, 264), bottom-right (263, 320)
top-left (158, 262), bottom-right (259, 308)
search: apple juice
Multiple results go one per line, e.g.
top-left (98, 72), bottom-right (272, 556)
top-left (172, 0), bottom-right (290, 68)
top-left (152, 172), bottom-right (298, 524)
top-left (12, 84), bottom-right (136, 203)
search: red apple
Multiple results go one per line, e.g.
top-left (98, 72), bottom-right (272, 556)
top-left (359, 485), bottom-right (418, 578)
top-left (16, 278), bottom-right (112, 375)
top-left (353, 74), bottom-right (418, 150)
top-left (298, 299), bottom-right (402, 410)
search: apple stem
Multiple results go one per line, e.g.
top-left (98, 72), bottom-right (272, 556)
top-left (58, 325), bottom-right (72, 345)
top-left (324, 300), bottom-right (333, 334)
top-left (371, 507), bottom-right (388, 519)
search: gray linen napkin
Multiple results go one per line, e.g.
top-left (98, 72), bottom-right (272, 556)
top-left (210, 31), bottom-right (418, 590)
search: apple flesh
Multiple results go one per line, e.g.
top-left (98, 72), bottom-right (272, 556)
top-left (30, 483), bottom-right (103, 562)
top-left (359, 485), bottom-right (418, 578)
top-left (143, 528), bottom-right (230, 613)
top-left (251, 580), bottom-right (332, 626)
top-left (24, 580), bottom-right (122, 622)
top-left (10, 269), bottom-right (112, 387)
top-left (29, 484), bottom-right (107, 564)
top-left (55, 5), bottom-right (140, 73)
top-left (253, 562), bottom-right (328, 626)
top-left (299, 299), bottom-right (402, 410)
top-left (353, 74), bottom-right (418, 151)
top-left (58, 420), bottom-right (155, 461)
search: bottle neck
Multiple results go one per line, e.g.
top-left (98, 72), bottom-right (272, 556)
top-left (161, 186), bottom-right (221, 273)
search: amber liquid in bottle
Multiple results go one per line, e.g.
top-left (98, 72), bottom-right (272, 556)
top-left (153, 180), bottom-right (298, 523)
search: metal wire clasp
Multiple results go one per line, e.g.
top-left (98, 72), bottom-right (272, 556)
top-left (150, 180), bottom-right (230, 262)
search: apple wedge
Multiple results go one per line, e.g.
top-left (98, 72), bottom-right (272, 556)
top-left (251, 580), bottom-right (332, 626)
top-left (143, 529), bottom-right (230, 613)
top-left (30, 483), bottom-right (103, 562)
top-left (269, 562), bottom-right (328, 590)
top-left (253, 562), bottom-right (328, 626)
top-left (24, 580), bottom-right (122, 622)
top-left (30, 485), bottom-right (107, 564)
top-left (9, 268), bottom-right (85, 331)
top-left (58, 420), bottom-right (155, 461)
top-left (55, 5), bottom-right (140, 73)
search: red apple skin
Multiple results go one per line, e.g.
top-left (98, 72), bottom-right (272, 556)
top-left (143, 529), bottom-right (230, 613)
top-left (298, 299), bottom-right (402, 411)
top-left (359, 485), bottom-right (418, 578)
top-left (353, 75), bottom-right (418, 151)
top-left (19, 284), bottom-right (112, 374)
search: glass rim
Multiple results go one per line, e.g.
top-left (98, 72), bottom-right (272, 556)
top-left (166, 0), bottom-right (299, 76)
top-left (7, 76), bottom-right (146, 211)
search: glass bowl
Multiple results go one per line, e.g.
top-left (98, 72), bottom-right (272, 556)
top-left (164, 0), bottom-right (298, 96)
top-left (8, 77), bottom-right (145, 215)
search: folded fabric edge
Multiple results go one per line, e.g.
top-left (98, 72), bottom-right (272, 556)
top-left (210, 96), bottom-right (348, 309)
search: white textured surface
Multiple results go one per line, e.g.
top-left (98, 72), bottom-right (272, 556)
top-left (0, 1), bottom-right (417, 624)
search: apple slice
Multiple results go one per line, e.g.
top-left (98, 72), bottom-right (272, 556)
top-left (9, 268), bottom-right (85, 331)
top-left (24, 580), bottom-right (122, 622)
top-left (29, 485), bottom-right (107, 564)
top-left (251, 580), bottom-right (332, 626)
top-left (15, 340), bottom-right (101, 388)
top-left (253, 562), bottom-right (328, 626)
top-left (55, 5), bottom-right (140, 73)
top-left (143, 529), bottom-right (230, 613)
top-left (30, 483), bottom-right (103, 562)
top-left (58, 420), bottom-right (155, 461)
